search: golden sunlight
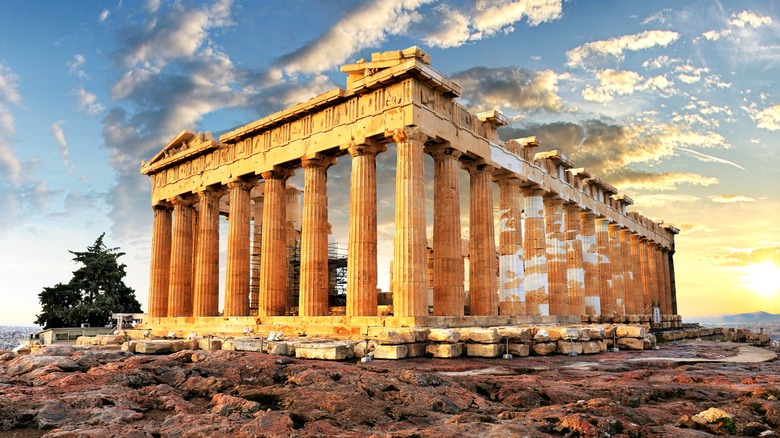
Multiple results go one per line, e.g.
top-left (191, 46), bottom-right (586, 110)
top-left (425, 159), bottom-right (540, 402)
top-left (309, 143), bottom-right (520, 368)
top-left (739, 261), bottom-right (780, 299)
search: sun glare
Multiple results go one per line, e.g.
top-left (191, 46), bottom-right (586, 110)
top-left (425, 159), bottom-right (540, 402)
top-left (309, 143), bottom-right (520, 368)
top-left (739, 261), bottom-right (780, 299)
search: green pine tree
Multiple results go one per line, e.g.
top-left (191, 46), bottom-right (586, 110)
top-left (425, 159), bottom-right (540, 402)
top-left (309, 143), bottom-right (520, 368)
top-left (35, 233), bottom-right (142, 328)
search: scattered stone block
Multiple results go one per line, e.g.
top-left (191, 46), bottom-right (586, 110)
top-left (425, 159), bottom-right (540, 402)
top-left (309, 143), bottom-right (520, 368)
top-left (582, 341), bottom-right (601, 355)
top-left (135, 340), bottom-right (173, 354)
top-left (353, 340), bottom-right (378, 358)
top-left (295, 342), bottom-right (351, 360)
top-left (616, 326), bottom-right (645, 338)
top-left (428, 328), bottom-right (460, 343)
top-left (426, 343), bottom-right (462, 358)
top-left (264, 341), bottom-right (290, 356)
top-left (221, 339), bottom-right (236, 351)
top-left (617, 337), bottom-right (644, 350)
top-left (533, 330), bottom-right (551, 342)
top-left (198, 338), bottom-right (222, 351)
top-left (532, 342), bottom-right (557, 356)
top-left (507, 343), bottom-right (530, 357)
top-left (12, 344), bottom-right (31, 355)
top-left (558, 328), bottom-right (579, 340)
top-left (463, 328), bottom-right (500, 343)
top-left (99, 335), bottom-right (127, 345)
top-left (546, 328), bottom-right (563, 341)
top-left (368, 329), bottom-right (404, 345)
top-left (233, 338), bottom-right (265, 352)
top-left (121, 341), bottom-right (137, 353)
top-left (171, 340), bottom-right (198, 351)
top-left (558, 340), bottom-right (583, 355)
top-left (374, 344), bottom-right (408, 360)
top-left (465, 343), bottom-right (501, 358)
top-left (406, 342), bottom-right (427, 358)
top-left (496, 327), bottom-right (532, 342)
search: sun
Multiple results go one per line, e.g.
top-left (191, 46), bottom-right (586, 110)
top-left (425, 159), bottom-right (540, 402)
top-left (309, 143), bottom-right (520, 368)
top-left (739, 261), bottom-right (780, 299)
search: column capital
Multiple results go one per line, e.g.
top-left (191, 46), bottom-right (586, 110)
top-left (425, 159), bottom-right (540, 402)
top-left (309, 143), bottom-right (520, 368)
top-left (461, 160), bottom-right (495, 175)
top-left (153, 201), bottom-right (173, 211)
top-left (261, 167), bottom-right (295, 181)
top-left (520, 184), bottom-right (547, 198)
top-left (424, 143), bottom-right (462, 161)
top-left (543, 193), bottom-right (565, 203)
top-left (347, 140), bottom-right (386, 158)
top-left (301, 153), bottom-right (337, 170)
top-left (169, 195), bottom-right (194, 206)
top-left (227, 179), bottom-right (255, 191)
top-left (196, 185), bottom-right (226, 199)
top-left (493, 171), bottom-right (523, 186)
top-left (388, 126), bottom-right (428, 145)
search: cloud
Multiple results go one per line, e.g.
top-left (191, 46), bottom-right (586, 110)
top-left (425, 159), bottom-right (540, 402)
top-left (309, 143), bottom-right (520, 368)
top-left (451, 66), bottom-right (564, 113)
top-left (99, 9), bottom-right (110, 23)
top-left (677, 147), bottom-right (745, 170)
top-left (676, 222), bottom-right (713, 235)
top-left (51, 120), bottom-right (70, 167)
top-left (753, 104), bottom-right (780, 131)
top-left (712, 245), bottom-right (780, 267)
top-left (421, 4), bottom-right (471, 48)
top-left (0, 64), bottom-right (22, 186)
top-left (566, 30), bottom-right (680, 68)
top-left (628, 193), bottom-right (700, 207)
top-left (610, 170), bottom-right (719, 191)
top-left (582, 69), bottom-right (641, 103)
top-left (729, 10), bottom-right (773, 28)
top-left (72, 86), bottom-right (104, 115)
top-left (67, 54), bottom-right (88, 79)
top-left (472, 0), bottom-right (563, 35)
top-left (500, 119), bottom-right (730, 174)
top-left (277, 0), bottom-right (432, 76)
top-left (642, 55), bottom-right (679, 70)
top-left (709, 195), bottom-right (756, 203)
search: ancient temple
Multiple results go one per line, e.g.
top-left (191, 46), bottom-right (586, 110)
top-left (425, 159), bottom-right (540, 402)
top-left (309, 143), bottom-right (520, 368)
top-left (140, 47), bottom-right (679, 336)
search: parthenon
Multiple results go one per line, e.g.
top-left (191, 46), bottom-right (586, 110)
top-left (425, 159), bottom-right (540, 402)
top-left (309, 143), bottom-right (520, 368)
top-left (140, 47), bottom-right (680, 336)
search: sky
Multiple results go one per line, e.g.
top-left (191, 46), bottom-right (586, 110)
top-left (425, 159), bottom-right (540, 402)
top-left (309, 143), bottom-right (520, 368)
top-left (0, 0), bottom-right (778, 326)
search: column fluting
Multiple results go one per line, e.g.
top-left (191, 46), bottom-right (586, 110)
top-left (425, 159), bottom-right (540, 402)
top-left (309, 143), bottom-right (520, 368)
top-left (193, 188), bottom-right (222, 317)
top-left (564, 203), bottom-right (585, 315)
top-left (465, 162), bottom-right (497, 316)
top-left (522, 186), bottom-right (549, 316)
top-left (544, 196), bottom-right (567, 315)
top-left (224, 180), bottom-right (252, 317)
top-left (259, 169), bottom-right (293, 316)
top-left (168, 196), bottom-right (194, 317)
top-left (497, 176), bottom-right (525, 315)
top-left (149, 204), bottom-right (172, 318)
top-left (580, 211), bottom-right (600, 316)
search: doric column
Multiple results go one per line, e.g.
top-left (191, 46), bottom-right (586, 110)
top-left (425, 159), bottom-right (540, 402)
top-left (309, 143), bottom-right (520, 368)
top-left (299, 155), bottom-right (336, 317)
top-left (496, 175), bottom-right (525, 315)
top-left (149, 204), bottom-right (172, 318)
top-left (619, 228), bottom-right (636, 314)
top-left (465, 161), bottom-right (497, 316)
top-left (629, 233), bottom-right (646, 314)
top-left (224, 179), bottom-right (253, 317)
top-left (190, 208), bottom-right (199, 310)
top-left (608, 223), bottom-right (626, 315)
top-left (346, 141), bottom-right (386, 317)
top-left (544, 196), bottom-right (567, 315)
top-left (652, 243), bottom-right (664, 310)
top-left (259, 168), bottom-right (293, 316)
top-left (392, 128), bottom-right (428, 317)
top-left (668, 248), bottom-right (678, 315)
top-left (249, 196), bottom-right (264, 310)
top-left (660, 247), bottom-right (672, 315)
top-left (193, 188), bottom-right (222, 317)
top-left (564, 203), bottom-right (585, 315)
top-left (639, 237), bottom-right (652, 310)
top-left (168, 196), bottom-right (194, 317)
top-left (427, 145), bottom-right (465, 316)
top-left (595, 218), bottom-right (614, 316)
top-left (522, 186), bottom-right (549, 316)
top-left (580, 211), bottom-right (600, 315)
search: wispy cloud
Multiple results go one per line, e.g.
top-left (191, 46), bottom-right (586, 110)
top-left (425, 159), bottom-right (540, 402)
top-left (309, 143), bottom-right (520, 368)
top-left (753, 104), bottom-right (780, 131)
top-left (566, 30), bottom-right (680, 68)
top-left (710, 194), bottom-right (756, 203)
top-left (67, 54), bottom-right (88, 79)
top-left (678, 147), bottom-right (745, 170)
top-left (0, 64), bottom-right (22, 186)
top-left (629, 193), bottom-right (700, 207)
top-left (72, 86), bottom-right (104, 115)
top-left (51, 120), bottom-right (70, 167)
top-left (611, 171), bottom-right (719, 191)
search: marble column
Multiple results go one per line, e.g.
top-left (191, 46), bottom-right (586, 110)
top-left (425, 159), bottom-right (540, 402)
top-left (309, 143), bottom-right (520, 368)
top-left (619, 228), bottom-right (636, 315)
top-left (580, 211), bottom-right (600, 316)
top-left (249, 197), bottom-right (264, 310)
top-left (465, 162), bottom-right (497, 316)
top-left (647, 241), bottom-right (661, 309)
top-left (544, 196), bottom-right (567, 315)
top-left (522, 186), bottom-right (549, 316)
top-left (149, 204), bottom-right (172, 318)
top-left (193, 188), bottom-right (222, 317)
top-left (661, 247), bottom-right (672, 315)
top-left (496, 176), bottom-right (525, 315)
top-left (639, 237), bottom-right (652, 310)
top-left (259, 168), bottom-right (293, 316)
top-left (564, 203), bottom-right (585, 315)
top-left (346, 142), bottom-right (386, 317)
top-left (190, 208), bottom-right (199, 310)
top-left (224, 180), bottom-right (252, 317)
top-left (168, 196), bottom-right (194, 317)
top-left (653, 244), bottom-right (665, 311)
top-left (392, 128), bottom-right (428, 317)
top-left (608, 223), bottom-right (626, 315)
top-left (428, 145), bottom-right (465, 316)
top-left (595, 218), bottom-right (614, 316)
top-left (299, 155), bottom-right (335, 317)
top-left (630, 233), bottom-right (646, 314)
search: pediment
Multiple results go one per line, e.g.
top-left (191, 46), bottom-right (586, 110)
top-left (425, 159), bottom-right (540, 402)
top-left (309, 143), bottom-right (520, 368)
top-left (141, 130), bottom-right (222, 175)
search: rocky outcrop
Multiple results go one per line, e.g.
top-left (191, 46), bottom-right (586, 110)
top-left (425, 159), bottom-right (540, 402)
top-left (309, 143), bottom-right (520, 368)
top-left (0, 340), bottom-right (778, 436)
